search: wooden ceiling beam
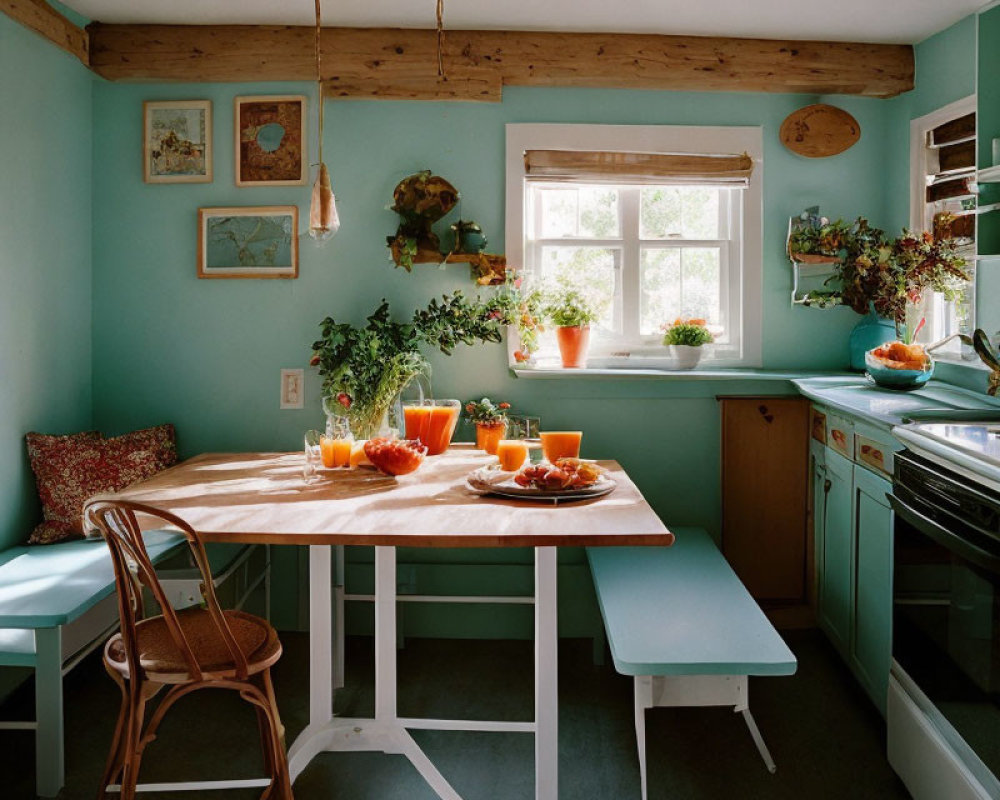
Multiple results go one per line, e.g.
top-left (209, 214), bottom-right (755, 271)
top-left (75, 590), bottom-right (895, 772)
top-left (1, 0), bottom-right (89, 65)
top-left (87, 24), bottom-right (914, 100)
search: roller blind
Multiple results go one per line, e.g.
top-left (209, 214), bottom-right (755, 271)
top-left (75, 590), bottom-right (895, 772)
top-left (523, 149), bottom-right (753, 187)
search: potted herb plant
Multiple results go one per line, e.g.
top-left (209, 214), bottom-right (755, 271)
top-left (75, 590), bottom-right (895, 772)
top-left (662, 318), bottom-right (714, 369)
top-left (311, 292), bottom-right (513, 439)
top-left (465, 398), bottom-right (511, 454)
top-left (543, 289), bottom-right (600, 368)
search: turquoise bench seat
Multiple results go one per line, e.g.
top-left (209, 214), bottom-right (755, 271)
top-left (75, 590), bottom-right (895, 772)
top-left (0, 532), bottom-right (183, 797)
top-left (587, 528), bottom-right (797, 800)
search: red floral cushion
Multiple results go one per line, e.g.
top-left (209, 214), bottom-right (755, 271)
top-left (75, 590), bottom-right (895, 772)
top-left (25, 424), bottom-right (177, 545)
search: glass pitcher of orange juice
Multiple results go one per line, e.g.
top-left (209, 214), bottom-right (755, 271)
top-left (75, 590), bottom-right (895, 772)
top-left (402, 399), bottom-right (461, 455)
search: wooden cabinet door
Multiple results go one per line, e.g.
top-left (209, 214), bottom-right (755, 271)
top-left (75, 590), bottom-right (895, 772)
top-left (721, 397), bottom-right (809, 601)
top-left (851, 465), bottom-right (894, 716)
top-left (818, 447), bottom-right (853, 654)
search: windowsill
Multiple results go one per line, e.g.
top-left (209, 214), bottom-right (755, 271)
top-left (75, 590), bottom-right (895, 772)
top-left (512, 365), bottom-right (845, 381)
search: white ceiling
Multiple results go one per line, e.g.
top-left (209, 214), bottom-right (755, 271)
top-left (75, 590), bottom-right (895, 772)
top-left (63, 0), bottom-right (988, 45)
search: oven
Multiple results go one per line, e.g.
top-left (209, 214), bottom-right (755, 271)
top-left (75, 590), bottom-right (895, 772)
top-left (889, 448), bottom-right (1000, 800)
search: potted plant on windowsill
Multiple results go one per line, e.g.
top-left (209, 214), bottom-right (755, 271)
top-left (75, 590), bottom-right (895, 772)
top-left (662, 319), bottom-right (714, 369)
top-left (543, 289), bottom-right (600, 368)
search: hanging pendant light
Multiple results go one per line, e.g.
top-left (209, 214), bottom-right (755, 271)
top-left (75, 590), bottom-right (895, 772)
top-left (309, 0), bottom-right (340, 244)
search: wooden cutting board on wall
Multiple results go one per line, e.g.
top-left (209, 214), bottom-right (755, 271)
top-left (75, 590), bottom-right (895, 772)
top-left (720, 396), bottom-right (810, 604)
top-left (780, 104), bottom-right (861, 158)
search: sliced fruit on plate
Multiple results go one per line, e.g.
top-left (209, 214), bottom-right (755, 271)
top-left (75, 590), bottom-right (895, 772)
top-left (513, 458), bottom-right (606, 490)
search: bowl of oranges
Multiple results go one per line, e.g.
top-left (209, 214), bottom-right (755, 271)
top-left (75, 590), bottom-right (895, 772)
top-left (865, 341), bottom-right (934, 390)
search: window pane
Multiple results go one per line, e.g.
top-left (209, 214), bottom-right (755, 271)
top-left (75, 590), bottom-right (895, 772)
top-left (539, 246), bottom-right (617, 331)
top-left (640, 247), bottom-right (721, 334)
top-left (538, 186), bottom-right (619, 238)
top-left (539, 189), bottom-right (578, 238)
top-left (640, 186), bottom-right (720, 240)
top-left (577, 187), bottom-right (620, 238)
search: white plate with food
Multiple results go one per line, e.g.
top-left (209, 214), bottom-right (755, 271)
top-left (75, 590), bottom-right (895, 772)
top-left (466, 458), bottom-right (616, 502)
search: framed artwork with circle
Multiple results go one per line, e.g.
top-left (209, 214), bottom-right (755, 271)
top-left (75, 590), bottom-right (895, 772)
top-left (234, 95), bottom-right (307, 187)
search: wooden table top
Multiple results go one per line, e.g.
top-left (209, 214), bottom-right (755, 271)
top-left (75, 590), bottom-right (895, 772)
top-left (100, 448), bottom-right (674, 548)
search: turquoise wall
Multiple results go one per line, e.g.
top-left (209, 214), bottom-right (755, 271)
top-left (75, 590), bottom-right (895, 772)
top-left (0, 14), bottom-right (93, 550)
top-left (90, 80), bottom-right (892, 631)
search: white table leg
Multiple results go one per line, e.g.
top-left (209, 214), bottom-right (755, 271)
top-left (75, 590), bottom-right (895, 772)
top-left (374, 546), bottom-right (397, 725)
top-left (334, 544), bottom-right (345, 690)
top-left (34, 626), bottom-right (63, 797)
top-left (634, 676), bottom-right (653, 800)
top-left (535, 546), bottom-right (558, 800)
top-left (309, 545), bottom-right (333, 728)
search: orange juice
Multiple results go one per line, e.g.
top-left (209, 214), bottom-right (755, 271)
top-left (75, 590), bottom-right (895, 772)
top-left (496, 440), bottom-right (528, 471)
top-left (540, 431), bottom-right (582, 461)
top-left (321, 436), bottom-right (353, 467)
top-left (476, 422), bottom-right (506, 455)
top-left (403, 405), bottom-right (431, 441)
top-left (423, 404), bottom-right (460, 455)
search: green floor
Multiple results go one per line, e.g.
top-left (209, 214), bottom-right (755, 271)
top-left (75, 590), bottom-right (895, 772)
top-left (0, 630), bottom-right (909, 799)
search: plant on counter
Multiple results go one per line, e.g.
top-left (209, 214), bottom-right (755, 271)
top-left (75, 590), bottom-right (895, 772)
top-left (311, 292), bottom-right (513, 439)
top-left (838, 220), bottom-right (969, 324)
top-left (661, 318), bottom-right (714, 347)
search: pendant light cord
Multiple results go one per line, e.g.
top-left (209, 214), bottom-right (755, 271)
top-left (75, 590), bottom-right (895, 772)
top-left (436, 0), bottom-right (445, 78)
top-left (315, 0), bottom-right (324, 165)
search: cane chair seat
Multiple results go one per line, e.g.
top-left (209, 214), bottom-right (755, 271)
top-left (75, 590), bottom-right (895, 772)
top-left (104, 608), bottom-right (282, 683)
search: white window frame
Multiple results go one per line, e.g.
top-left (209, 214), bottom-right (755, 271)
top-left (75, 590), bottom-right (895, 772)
top-left (506, 123), bottom-right (763, 369)
top-left (909, 95), bottom-right (978, 356)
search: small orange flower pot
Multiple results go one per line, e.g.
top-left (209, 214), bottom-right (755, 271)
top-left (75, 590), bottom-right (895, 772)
top-left (556, 325), bottom-right (590, 368)
top-left (476, 421), bottom-right (506, 454)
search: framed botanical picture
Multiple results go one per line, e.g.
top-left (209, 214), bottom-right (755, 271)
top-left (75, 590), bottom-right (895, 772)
top-left (197, 206), bottom-right (299, 279)
top-left (143, 100), bottom-right (212, 183)
top-left (234, 95), bottom-right (307, 187)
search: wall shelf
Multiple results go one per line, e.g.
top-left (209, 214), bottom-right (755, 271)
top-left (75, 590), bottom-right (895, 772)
top-left (979, 164), bottom-right (1000, 183)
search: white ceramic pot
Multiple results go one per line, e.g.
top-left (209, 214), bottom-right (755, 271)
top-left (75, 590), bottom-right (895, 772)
top-left (671, 344), bottom-right (703, 370)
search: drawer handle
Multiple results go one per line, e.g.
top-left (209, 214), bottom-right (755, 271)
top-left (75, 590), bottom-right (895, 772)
top-left (758, 405), bottom-right (774, 424)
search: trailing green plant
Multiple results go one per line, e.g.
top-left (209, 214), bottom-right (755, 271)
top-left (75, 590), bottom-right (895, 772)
top-left (311, 292), bottom-right (513, 438)
top-left (837, 219), bottom-right (969, 324)
top-left (662, 321), bottom-right (714, 347)
top-left (498, 269), bottom-right (544, 363)
top-left (788, 218), bottom-right (852, 259)
top-left (542, 289), bottom-right (600, 328)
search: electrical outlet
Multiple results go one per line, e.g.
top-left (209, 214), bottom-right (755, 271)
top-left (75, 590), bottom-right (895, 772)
top-left (280, 369), bottom-right (304, 409)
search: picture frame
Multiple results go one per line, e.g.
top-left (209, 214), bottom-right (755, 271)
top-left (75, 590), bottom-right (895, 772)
top-left (234, 95), bottom-right (307, 187)
top-left (197, 206), bottom-right (299, 279)
top-left (143, 100), bottom-right (212, 183)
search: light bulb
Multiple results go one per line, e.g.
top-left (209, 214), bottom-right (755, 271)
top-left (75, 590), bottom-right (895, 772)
top-left (309, 162), bottom-right (340, 244)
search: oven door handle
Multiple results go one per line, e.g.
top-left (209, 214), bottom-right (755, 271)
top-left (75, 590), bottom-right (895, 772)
top-left (889, 493), bottom-right (1000, 574)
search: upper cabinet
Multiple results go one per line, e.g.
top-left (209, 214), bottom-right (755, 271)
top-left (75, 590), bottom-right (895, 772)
top-left (979, 7), bottom-right (1000, 339)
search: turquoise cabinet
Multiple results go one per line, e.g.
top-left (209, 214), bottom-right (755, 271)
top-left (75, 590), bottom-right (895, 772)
top-left (851, 465), bottom-right (893, 715)
top-left (817, 446), bottom-right (854, 656)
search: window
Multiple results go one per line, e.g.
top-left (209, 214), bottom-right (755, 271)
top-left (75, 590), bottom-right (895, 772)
top-left (506, 125), bottom-right (763, 369)
top-left (910, 97), bottom-right (977, 352)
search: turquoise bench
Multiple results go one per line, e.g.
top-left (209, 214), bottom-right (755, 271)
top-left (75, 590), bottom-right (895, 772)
top-left (0, 533), bottom-right (183, 797)
top-left (587, 527), bottom-right (797, 800)
top-left (0, 533), bottom-right (271, 797)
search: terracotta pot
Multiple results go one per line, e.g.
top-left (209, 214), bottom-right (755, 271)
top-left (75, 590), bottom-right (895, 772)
top-left (476, 421), bottom-right (506, 454)
top-left (556, 325), bottom-right (590, 368)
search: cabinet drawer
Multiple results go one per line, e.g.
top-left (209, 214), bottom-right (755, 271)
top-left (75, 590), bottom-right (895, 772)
top-left (826, 412), bottom-right (855, 459)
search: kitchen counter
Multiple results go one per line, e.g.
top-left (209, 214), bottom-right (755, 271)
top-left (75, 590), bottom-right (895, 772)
top-left (792, 377), bottom-right (1000, 429)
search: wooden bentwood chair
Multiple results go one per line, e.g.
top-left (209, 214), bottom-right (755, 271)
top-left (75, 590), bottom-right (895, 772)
top-left (84, 499), bottom-right (292, 800)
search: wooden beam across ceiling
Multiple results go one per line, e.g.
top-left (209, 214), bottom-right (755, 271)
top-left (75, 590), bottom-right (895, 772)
top-left (87, 24), bottom-right (913, 100)
top-left (1, 0), bottom-right (88, 64)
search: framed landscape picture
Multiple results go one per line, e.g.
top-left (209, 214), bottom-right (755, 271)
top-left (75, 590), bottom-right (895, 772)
top-left (198, 206), bottom-right (299, 279)
top-left (234, 95), bottom-right (307, 187)
top-left (144, 100), bottom-right (212, 183)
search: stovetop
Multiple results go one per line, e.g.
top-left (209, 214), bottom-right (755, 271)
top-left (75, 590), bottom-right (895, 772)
top-left (894, 422), bottom-right (1000, 493)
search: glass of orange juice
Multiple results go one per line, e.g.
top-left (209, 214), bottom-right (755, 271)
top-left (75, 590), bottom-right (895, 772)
top-left (419, 399), bottom-right (461, 455)
top-left (321, 417), bottom-right (353, 468)
top-left (496, 440), bottom-right (529, 471)
top-left (540, 431), bottom-right (582, 462)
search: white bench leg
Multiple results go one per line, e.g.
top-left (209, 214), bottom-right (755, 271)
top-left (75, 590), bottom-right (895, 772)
top-left (739, 707), bottom-right (776, 773)
top-left (35, 626), bottom-right (64, 797)
top-left (634, 676), bottom-right (652, 800)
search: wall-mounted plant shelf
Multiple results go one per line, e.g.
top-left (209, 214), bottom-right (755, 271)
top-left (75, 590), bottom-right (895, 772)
top-left (388, 242), bottom-right (508, 285)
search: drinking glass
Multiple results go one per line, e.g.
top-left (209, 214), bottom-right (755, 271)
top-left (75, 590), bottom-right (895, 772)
top-left (304, 430), bottom-right (323, 483)
top-left (540, 431), bottom-right (583, 462)
top-left (507, 414), bottom-right (543, 463)
top-left (321, 417), bottom-right (353, 468)
top-left (496, 440), bottom-right (529, 471)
